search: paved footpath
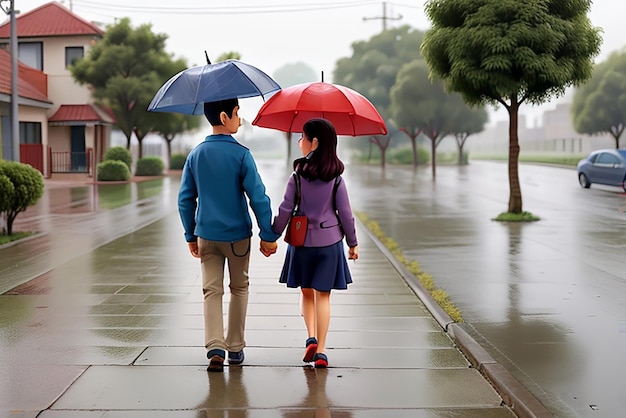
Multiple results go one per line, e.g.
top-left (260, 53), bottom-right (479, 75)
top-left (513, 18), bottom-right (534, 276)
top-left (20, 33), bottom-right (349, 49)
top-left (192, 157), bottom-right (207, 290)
top-left (0, 174), bottom-right (551, 417)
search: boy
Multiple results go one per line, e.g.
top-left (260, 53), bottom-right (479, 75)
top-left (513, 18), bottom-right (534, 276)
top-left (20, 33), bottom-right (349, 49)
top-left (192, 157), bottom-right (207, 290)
top-left (178, 98), bottom-right (278, 371)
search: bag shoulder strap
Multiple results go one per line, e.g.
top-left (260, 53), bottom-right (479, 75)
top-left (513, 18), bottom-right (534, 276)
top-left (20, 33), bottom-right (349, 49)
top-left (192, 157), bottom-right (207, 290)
top-left (292, 172), bottom-right (301, 215)
top-left (332, 176), bottom-right (341, 212)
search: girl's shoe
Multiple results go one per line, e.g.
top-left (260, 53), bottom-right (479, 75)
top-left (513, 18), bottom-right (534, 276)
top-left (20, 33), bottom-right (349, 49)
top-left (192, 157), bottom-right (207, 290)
top-left (303, 337), bottom-right (318, 363)
top-left (314, 352), bottom-right (328, 368)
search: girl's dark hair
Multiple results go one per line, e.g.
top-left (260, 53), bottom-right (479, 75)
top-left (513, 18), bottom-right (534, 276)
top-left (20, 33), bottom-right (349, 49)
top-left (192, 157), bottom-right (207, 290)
top-left (294, 118), bottom-right (344, 182)
top-left (203, 98), bottom-right (239, 126)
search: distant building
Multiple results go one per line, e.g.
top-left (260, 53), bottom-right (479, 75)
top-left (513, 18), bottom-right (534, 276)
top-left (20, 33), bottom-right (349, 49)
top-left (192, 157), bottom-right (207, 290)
top-left (466, 103), bottom-right (614, 156)
top-left (0, 1), bottom-right (114, 176)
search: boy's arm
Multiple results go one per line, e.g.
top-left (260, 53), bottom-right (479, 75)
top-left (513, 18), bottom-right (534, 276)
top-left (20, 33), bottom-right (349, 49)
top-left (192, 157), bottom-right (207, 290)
top-left (241, 152), bottom-right (281, 242)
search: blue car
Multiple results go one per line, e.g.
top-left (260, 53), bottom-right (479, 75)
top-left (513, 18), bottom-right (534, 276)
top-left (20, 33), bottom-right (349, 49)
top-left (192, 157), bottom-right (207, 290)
top-left (577, 149), bottom-right (626, 191)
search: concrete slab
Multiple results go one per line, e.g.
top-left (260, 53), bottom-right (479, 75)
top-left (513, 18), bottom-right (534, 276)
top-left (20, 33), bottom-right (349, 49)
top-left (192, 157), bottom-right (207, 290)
top-left (50, 366), bottom-right (503, 411)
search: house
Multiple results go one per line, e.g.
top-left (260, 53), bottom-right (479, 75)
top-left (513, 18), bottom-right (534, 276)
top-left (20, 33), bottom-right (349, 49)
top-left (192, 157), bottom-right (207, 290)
top-left (0, 1), bottom-right (113, 177)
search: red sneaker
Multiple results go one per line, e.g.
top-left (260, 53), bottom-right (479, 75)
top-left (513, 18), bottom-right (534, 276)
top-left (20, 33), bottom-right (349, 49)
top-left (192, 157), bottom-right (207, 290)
top-left (303, 337), bottom-right (318, 363)
top-left (314, 352), bottom-right (328, 368)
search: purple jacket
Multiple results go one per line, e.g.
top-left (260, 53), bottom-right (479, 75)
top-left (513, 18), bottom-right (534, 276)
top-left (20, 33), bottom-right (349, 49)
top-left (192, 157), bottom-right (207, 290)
top-left (272, 175), bottom-right (358, 248)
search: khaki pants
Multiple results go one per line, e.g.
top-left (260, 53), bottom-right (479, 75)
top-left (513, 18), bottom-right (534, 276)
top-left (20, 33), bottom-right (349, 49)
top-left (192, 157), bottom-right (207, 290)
top-left (198, 237), bottom-right (250, 353)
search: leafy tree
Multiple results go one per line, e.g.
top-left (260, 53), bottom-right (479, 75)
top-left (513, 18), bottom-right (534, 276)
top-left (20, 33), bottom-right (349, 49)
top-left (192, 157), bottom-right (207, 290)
top-left (334, 25), bottom-right (425, 120)
top-left (71, 18), bottom-right (187, 158)
top-left (273, 62), bottom-right (318, 87)
top-left (572, 51), bottom-right (626, 148)
top-left (0, 161), bottom-right (44, 236)
top-left (421, 0), bottom-right (601, 214)
top-left (447, 96), bottom-right (488, 165)
top-left (369, 135), bottom-right (392, 170)
top-left (153, 113), bottom-right (201, 166)
top-left (390, 60), bottom-right (469, 177)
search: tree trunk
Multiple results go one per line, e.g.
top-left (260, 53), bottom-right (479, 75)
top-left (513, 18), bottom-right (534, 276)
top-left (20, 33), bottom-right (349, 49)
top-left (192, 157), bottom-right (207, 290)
top-left (507, 102), bottom-right (523, 213)
top-left (456, 133), bottom-right (467, 165)
top-left (286, 131), bottom-right (292, 166)
top-left (137, 138), bottom-right (144, 159)
top-left (430, 136), bottom-right (437, 179)
top-left (411, 136), bottom-right (418, 170)
top-left (166, 138), bottom-right (172, 169)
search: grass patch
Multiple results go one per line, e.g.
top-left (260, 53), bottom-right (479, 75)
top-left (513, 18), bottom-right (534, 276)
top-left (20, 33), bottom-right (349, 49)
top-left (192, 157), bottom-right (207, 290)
top-left (471, 154), bottom-right (584, 167)
top-left (493, 211), bottom-right (540, 222)
top-left (0, 231), bottom-right (34, 246)
top-left (355, 212), bottom-right (463, 323)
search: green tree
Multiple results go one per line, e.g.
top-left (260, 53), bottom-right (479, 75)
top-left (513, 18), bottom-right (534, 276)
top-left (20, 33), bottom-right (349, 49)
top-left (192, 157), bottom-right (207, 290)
top-left (0, 162), bottom-right (44, 236)
top-left (447, 96), bottom-right (488, 165)
top-left (153, 113), bottom-right (201, 167)
top-left (334, 25), bottom-right (425, 120)
top-left (273, 62), bottom-right (318, 87)
top-left (572, 51), bottom-right (626, 149)
top-left (71, 18), bottom-right (187, 158)
top-left (391, 60), bottom-right (469, 177)
top-left (421, 0), bottom-right (601, 214)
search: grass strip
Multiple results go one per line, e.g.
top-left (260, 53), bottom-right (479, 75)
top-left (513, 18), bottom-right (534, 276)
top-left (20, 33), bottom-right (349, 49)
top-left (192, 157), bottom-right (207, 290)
top-left (355, 212), bottom-right (463, 323)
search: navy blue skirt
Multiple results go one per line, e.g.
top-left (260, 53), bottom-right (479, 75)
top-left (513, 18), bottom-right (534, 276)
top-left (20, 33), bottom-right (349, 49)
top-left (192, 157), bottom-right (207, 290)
top-left (279, 241), bottom-right (353, 291)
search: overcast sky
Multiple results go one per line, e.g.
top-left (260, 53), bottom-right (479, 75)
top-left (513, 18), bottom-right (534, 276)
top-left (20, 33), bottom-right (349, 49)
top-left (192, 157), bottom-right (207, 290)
top-left (7, 0), bottom-right (625, 125)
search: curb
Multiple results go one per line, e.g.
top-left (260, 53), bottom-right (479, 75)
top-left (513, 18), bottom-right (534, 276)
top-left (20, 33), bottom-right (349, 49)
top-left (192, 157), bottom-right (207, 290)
top-left (356, 216), bottom-right (555, 418)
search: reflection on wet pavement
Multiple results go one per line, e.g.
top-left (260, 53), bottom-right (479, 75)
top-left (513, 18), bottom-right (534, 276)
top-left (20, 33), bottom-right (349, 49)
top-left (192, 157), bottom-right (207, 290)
top-left (0, 168), bottom-right (514, 416)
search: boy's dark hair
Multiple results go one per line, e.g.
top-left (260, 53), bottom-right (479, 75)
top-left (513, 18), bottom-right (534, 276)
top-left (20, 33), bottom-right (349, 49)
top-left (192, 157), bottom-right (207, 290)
top-left (294, 118), bottom-right (344, 182)
top-left (203, 98), bottom-right (239, 126)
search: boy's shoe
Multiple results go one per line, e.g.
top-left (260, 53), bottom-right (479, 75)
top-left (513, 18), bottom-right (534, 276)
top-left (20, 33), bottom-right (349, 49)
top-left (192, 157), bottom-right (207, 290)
top-left (303, 337), bottom-right (318, 363)
top-left (228, 349), bottom-right (245, 365)
top-left (206, 348), bottom-right (225, 372)
top-left (314, 352), bottom-right (328, 368)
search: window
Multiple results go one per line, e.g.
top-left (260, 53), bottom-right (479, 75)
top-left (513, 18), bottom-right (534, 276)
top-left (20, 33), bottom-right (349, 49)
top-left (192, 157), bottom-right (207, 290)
top-left (19, 122), bottom-right (42, 145)
top-left (18, 42), bottom-right (43, 70)
top-left (65, 46), bottom-right (84, 68)
top-left (595, 153), bottom-right (619, 166)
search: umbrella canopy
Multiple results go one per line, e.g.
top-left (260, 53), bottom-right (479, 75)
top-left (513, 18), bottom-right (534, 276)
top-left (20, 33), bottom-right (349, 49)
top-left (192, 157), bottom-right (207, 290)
top-left (148, 59), bottom-right (281, 115)
top-left (251, 82), bottom-right (387, 136)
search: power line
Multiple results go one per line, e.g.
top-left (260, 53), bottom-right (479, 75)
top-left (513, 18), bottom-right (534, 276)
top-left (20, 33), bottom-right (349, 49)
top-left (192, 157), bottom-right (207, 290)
top-left (73, 0), bottom-right (383, 15)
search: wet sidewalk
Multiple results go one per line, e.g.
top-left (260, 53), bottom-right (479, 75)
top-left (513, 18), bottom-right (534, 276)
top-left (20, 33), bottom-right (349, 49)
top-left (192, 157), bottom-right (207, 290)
top-left (1, 172), bottom-right (548, 417)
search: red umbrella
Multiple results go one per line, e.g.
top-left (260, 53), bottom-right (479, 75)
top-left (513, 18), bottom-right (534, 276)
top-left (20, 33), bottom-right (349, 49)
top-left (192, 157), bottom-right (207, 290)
top-left (251, 82), bottom-right (387, 136)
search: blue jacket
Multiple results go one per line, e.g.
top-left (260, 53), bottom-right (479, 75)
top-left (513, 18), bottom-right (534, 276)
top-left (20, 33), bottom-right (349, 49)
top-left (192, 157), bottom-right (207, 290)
top-left (272, 174), bottom-right (358, 248)
top-left (178, 134), bottom-right (280, 243)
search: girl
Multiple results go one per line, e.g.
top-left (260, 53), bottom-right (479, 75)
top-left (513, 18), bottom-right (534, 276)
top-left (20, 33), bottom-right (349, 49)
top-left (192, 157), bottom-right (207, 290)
top-left (272, 118), bottom-right (358, 368)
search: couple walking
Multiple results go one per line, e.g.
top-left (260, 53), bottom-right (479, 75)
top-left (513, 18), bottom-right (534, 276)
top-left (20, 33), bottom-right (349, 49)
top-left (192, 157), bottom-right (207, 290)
top-left (177, 98), bottom-right (359, 372)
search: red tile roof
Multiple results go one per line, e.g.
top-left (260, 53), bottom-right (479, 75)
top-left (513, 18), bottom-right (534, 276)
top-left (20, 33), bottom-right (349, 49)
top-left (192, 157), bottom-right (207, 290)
top-left (49, 104), bottom-right (114, 124)
top-left (0, 2), bottom-right (104, 38)
top-left (0, 48), bottom-right (50, 103)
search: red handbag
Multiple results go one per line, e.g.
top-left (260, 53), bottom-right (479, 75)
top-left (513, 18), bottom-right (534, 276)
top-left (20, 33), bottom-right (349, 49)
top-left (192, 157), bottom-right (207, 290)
top-left (284, 173), bottom-right (308, 246)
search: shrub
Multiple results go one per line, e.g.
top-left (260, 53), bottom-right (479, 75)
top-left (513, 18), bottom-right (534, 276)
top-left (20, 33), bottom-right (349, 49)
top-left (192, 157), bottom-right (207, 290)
top-left (0, 161), bottom-right (44, 236)
top-left (169, 153), bottom-right (187, 170)
top-left (97, 160), bottom-right (131, 182)
top-left (135, 157), bottom-right (165, 176)
top-left (104, 146), bottom-right (132, 170)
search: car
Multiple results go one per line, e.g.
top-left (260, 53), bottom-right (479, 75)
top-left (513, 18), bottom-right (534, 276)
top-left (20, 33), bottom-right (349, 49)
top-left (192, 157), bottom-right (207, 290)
top-left (577, 149), bottom-right (626, 191)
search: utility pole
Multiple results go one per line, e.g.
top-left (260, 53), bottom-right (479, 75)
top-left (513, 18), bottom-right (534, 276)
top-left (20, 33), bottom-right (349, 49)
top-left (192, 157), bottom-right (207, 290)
top-left (363, 2), bottom-right (402, 32)
top-left (0, 0), bottom-right (19, 161)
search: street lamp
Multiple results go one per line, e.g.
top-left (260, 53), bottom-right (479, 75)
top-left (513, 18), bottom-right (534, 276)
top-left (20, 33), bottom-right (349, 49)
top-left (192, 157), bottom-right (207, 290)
top-left (0, 0), bottom-right (19, 162)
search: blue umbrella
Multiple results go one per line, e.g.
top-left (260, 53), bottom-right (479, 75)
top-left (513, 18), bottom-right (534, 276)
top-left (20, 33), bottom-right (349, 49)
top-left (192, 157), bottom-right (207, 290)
top-left (148, 59), bottom-right (281, 115)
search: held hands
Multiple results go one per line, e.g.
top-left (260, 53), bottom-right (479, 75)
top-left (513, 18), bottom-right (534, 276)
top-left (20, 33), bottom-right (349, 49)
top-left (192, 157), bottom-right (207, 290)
top-left (260, 240), bottom-right (278, 257)
top-left (348, 245), bottom-right (359, 261)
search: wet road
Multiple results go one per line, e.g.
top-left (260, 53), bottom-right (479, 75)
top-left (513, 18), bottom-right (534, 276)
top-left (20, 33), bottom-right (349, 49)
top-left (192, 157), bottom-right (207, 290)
top-left (334, 160), bottom-right (626, 418)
